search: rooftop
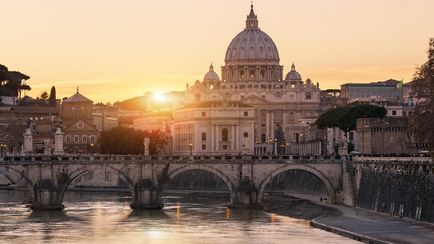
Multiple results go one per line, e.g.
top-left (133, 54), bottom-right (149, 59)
top-left (341, 79), bottom-right (401, 87)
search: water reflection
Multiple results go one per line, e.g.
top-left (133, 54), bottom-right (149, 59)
top-left (128, 209), bottom-right (169, 219)
top-left (0, 190), bottom-right (359, 244)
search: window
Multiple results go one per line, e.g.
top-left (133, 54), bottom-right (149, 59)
top-left (66, 136), bottom-right (71, 143)
top-left (222, 145), bottom-right (228, 150)
top-left (222, 128), bottom-right (228, 142)
top-left (202, 144), bottom-right (206, 150)
top-left (244, 111), bottom-right (248, 116)
top-left (74, 135), bottom-right (79, 143)
top-left (305, 92), bottom-right (312, 100)
top-left (90, 135), bottom-right (95, 143)
top-left (349, 132), bottom-right (354, 141)
top-left (244, 132), bottom-right (249, 138)
top-left (403, 111), bottom-right (407, 116)
top-left (201, 112), bottom-right (206, 117)
top-left (82, 135), bottom-right (87, 143)
top-left (392, 110), bottom-right (397, 116)
top-left (293, 133), bottom-right (300, 143)
top-left (201, 132), bottom-right (206, 141)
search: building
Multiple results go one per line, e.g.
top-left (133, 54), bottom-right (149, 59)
top-left (341, 79), bottom-right (403, 102)
top-left (61, 89), bottom-right (98, 153)
top-left (92, 104), bottom-right (119, 132)
top-left (356, 117), bottom-right (414, 155)
top-left (133, 111), bottom-right (171, 132)
top-left (183, 5), bottom-right (321, 149)
top-left (0, 106), bottom-right (59, 155)
top-left (171, 101), bottom-right (255, 155)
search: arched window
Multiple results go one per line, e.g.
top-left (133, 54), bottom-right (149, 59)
top-left (222, 128), bottom-right (229, 142)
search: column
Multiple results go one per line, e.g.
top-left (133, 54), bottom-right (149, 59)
top-left (244, 67), bottom-right (248, 81)
top-left (236, 125), bottom-right (240, 152)
top-left (265, 112), bottom-right (270, 140)
top-left (270, 111), bottom-right (275, 140)
top-left (231, 125), bottom-right (235, 151)
top-left (211, 124), bottom-right (215, 153)
top-left (256, 67), bottom-right (260, 81)
top-left (215, 125), bottom-right (219, 151)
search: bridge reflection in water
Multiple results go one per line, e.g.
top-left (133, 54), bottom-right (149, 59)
top-left (0, 190), bottom-right (360, 243)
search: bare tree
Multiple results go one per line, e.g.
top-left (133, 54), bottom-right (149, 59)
top-left (410, 38), bottom-right (434, 160)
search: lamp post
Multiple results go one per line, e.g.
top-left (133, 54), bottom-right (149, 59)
top-left (274, 138), bottom-right (277, 155)
top-left (189, 143), bottom-right (193, 156)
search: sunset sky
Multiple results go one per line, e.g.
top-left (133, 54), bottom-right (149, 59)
top-left (2, 0), bottom-right (433, 103)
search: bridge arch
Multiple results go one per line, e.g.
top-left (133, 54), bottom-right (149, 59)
top-left (258, 164), bottom-right (336, 203)
top-left (0, 166), bottom-right (35, 200)
top-left (166, 165), bottom-right (235, 201)
top-left (59, 165), bottom-right (136, 202)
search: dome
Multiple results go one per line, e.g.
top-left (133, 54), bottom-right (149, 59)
top-left (285, 63), bottom-right (302, 81)
top-left (203, 63), bottom-right (220, 81)
top-left (224, 5), bottom-right (280, 65)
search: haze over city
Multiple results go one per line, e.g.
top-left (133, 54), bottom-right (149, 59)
top-left (2, 0), bottom-right (434, 102)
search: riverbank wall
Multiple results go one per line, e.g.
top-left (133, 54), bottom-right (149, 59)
top-left (355, 160), bottom-right (434, 223)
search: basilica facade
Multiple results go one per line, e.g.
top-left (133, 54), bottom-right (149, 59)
top-left (175, 5), bottom-right (321, 155)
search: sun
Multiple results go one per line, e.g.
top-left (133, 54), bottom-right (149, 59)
top-left (152, 91), bottom-right (168, 103)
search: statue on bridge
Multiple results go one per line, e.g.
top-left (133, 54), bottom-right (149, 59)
top-left (144, 137), bottom-right (150, 156)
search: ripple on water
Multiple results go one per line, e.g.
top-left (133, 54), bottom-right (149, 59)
top-left (0, 190), bottom-right (360, 244)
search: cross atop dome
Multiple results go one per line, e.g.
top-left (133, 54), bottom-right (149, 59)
top-left (246, 3), bottom-right (258, 30)
top-left (209, 63), bottom-right (214, 72)
top-left (291, 63), bottom-right (296, 71)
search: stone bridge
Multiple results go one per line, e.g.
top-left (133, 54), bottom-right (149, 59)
top-left (0, 154), bottom-right (355, 210)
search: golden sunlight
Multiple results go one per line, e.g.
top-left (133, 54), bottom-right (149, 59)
top-left (152, 91), bottom-right (168, 103)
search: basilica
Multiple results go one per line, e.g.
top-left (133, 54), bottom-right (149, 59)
top-left (170, 5), bottom-right (321, 155)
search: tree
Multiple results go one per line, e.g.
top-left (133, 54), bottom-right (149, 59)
top-left (100, 127), bottom-right (167, 155)
top-left (40, 91), bottom-right (48, 100)
top-left (316, 104), bottom-right (387, 134)
top-left (49, 86), bottom-right (57, 106)
top-left (410, 38), bottom-right (434, 159)
top-left (274, 126), bottom-right (286, 155)
top-left (0, 64), bottom-right (30, 98)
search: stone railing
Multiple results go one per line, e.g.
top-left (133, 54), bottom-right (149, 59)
top-left (352, 156), bottom-right (432, 163)
top-left (0, 154), bottom-right (344, 164)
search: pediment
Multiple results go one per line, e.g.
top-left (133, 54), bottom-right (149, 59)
top-left (64, 120), bottom-right (97, 133)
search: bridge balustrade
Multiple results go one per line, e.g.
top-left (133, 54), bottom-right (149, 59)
top-left (0, 154), bottom-right (347, 164)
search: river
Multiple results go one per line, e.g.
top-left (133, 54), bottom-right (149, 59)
top-left (0, 190), bottom-right (359, 243)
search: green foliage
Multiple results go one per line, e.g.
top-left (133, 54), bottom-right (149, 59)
top-left (49, 86), bottom-right (57, 106)
top-left (274, 126), bottom-right (286, 155)
top-left (316, 104), bottom-right (387, 133)
top-left (100, 127), bottom-right (167, 155)
top-left (40, 91), bottom-right (48, 100)
top-left (0, 64), bottom-right (30, 97)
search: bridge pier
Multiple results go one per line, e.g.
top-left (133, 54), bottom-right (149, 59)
top-left (229, 177), bottom-right (262, 209)
top-left (130, 179), bottom-right (163, 209)
top-left (30, 179), bottom-right (64, 210)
